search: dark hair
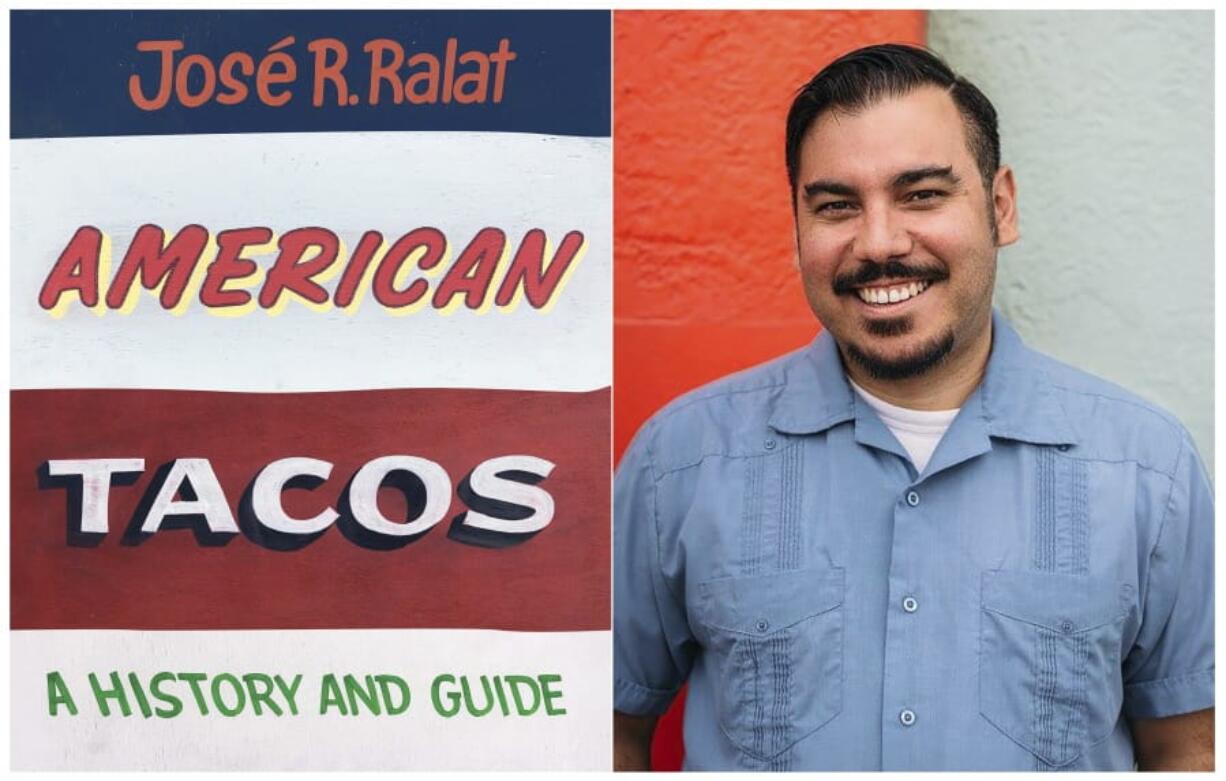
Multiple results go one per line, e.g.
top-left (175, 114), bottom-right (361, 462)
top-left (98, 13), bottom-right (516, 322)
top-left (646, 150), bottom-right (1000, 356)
top-left (785, 43), bottom-right (1000, 198)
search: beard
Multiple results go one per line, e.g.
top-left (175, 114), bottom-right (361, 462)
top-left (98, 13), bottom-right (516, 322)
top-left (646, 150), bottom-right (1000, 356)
top-left (842, 321), bottom-right (956, 381)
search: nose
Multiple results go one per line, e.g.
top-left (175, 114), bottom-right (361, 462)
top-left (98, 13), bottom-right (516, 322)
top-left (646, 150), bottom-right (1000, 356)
top-left (851, 202), bottom-right (913, 262)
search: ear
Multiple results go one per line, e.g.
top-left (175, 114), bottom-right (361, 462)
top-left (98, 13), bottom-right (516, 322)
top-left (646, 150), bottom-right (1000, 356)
top-left (992, 165), bottom-right (1019, 247)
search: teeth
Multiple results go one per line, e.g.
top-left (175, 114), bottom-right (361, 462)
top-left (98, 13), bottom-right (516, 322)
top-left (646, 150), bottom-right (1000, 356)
top-left (856, 280), bottom-right (930, 306)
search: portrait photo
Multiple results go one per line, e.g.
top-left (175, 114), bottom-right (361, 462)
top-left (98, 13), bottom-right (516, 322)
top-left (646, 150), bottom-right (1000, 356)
top-left (613, 9), bottom-right (1213, 772)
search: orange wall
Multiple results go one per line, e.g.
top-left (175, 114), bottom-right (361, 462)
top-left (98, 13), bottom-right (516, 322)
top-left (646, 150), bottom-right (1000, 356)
top-left (613, 10), bottom-right (927, 770)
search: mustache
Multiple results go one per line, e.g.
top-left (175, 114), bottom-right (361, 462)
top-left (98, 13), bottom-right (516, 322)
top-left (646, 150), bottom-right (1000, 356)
top-left (832, 260), bottom-right (949, 295)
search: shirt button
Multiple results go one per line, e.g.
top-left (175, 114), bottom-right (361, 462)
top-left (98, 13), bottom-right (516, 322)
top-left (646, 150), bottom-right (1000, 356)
top-left (1059, 619), bottom-right (1075, 634)
top-left (755, 619), bottom-right (770, 633)
top-left (902, 596), bottom-right (919, 613)
top-left (905, 490), bottom-right (920, 507)
top-left (764, 439), bottom-right (776, 451)
top-left (899, 708), bottom-right (917, 726)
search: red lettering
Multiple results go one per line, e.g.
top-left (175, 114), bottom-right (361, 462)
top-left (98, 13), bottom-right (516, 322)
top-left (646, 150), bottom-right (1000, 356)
top-left (37, 224), bottom-right (584, 315)
top-left (404, 53), bottom-right (440, 104)
top-left (309, 38), bottom-right (350, 107)
top-left (256, 37), bottom-right (296, 107)
top-left (432, 228), bottom-right (505, 310)
top-left (371, 228), bottom-right (447, 309)
top-left (106, 224), bottom-right (209, 310)
top-left (217, 51), bottom-right (254, 105)
top-left (364, 39), bottom-right (405, 106)
top-left (334, 231), bottom-right (384, 308)
top-left (441, 37), bottom-right (458, 104)
top-left (490, 38), bottom-right (516, 103)
top-left (199, 227), bottom-right (272, 308)
top-left (452, 51), bottom-right (489, 104)
top-left (39, 226), bottom-right (104, 310)
top-left (174, 54), bottom-right (217, 109)
top-left (495, 230), bottom-right (585, 308)
top-left (258, 227), bottom-right (338, 309)
top-left (129, 40), bottom-right (184, 111)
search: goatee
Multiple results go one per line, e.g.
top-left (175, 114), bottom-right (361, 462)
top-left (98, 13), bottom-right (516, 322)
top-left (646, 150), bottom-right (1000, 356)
top-left (843, 328), bottom-right (956, 381)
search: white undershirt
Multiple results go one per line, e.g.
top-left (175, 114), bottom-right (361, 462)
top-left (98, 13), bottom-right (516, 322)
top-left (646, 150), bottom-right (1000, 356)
top-left (848, 379), bottom-right (960, 473)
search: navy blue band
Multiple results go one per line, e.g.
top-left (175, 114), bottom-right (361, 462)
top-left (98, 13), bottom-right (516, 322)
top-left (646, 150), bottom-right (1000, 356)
top-left (12, 10), bottom-right (610, 139)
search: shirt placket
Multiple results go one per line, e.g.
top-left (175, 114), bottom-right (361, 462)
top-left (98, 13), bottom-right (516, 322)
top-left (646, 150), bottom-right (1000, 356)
top-left (861, 398), bottom-right (992, 770)
top-left (880, 480), bottom-right (928, 768)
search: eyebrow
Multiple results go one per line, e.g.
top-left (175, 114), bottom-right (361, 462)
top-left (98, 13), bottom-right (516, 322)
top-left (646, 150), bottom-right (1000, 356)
top-left (801, 165), bottom-right (962, 200)
top-left (802, 179), bottom-right (857, 199)
top-left (892, 165), bottom-right (961, 188)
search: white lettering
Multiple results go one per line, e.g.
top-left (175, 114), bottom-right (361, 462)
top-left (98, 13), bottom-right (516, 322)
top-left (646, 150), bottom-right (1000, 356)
top-left (348, 455), bottom-right (451, 537)
top-left (252, 457), bottom-right (338, 534)
top-left (46, 458), bottom-right (145, 533)
top-left (460, 455), bottom-right (555, 534)
top-left (141, 458), bottom-right (238, 534)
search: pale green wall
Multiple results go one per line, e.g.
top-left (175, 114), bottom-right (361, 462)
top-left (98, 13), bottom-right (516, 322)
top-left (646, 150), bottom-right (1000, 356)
top-left (929, 11), bottom-right (1214, 472)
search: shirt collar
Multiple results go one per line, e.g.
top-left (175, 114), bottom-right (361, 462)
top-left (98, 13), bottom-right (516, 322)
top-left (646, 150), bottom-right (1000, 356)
top-left (767, 310), bottom-right (1079, 448)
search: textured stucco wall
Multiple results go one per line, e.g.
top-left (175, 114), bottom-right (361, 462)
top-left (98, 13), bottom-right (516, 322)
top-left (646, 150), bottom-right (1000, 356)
top-left (929, 11), bottom-right (1214, 472)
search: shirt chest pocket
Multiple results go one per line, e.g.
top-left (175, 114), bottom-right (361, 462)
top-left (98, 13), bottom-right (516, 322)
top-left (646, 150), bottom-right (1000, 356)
top-left (692, 567), bottom-right (844, 761)
top-left (979, 570), bottom-right (1129, 767)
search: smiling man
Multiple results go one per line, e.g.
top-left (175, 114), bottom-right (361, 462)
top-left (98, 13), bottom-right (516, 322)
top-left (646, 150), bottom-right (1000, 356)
top-left (613, 44), bottom-right (1213, 771)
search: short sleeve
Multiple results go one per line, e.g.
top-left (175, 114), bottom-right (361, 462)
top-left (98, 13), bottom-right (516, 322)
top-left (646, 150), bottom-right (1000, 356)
top-left (613, 421), bottom-right (696, 715)
top-left (1122, 431), bottom-right (1215, 719)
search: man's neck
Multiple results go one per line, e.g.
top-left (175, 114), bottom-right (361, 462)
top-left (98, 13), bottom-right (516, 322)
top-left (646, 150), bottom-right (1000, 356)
top-left (842, 322), bottom-right (993, 411)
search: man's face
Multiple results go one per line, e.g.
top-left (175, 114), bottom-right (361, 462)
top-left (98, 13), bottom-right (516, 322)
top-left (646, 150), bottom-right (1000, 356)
top-left (793, 85), bottom-right (1017, 381)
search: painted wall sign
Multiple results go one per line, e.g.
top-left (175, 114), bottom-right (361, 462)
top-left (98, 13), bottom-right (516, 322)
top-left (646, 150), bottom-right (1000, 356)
top-left (11, 10), bottom-right (611, 770)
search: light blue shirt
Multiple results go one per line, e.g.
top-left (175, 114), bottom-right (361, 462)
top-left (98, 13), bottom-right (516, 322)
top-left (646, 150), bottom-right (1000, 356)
top-left (613, 312), bottom-right (1214, 770)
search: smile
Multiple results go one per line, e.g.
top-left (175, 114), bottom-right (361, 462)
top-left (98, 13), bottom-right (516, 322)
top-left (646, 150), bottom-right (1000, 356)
top-left (856, 280), bottom-right (930, 305)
